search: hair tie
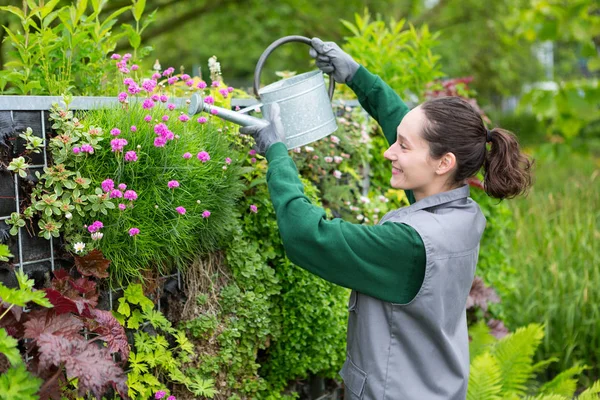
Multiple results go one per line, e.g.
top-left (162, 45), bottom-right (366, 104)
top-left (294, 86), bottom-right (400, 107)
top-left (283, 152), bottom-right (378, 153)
top-left (486, 129), bottom-right (493, 143)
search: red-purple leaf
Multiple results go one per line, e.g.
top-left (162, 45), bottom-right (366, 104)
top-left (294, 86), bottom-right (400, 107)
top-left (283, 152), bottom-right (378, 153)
top-left (88, 309), bottom-right (130, 361)
top-left (466, 276), bottom-right (500, 311)
top-left (24, 311), bottom-right (83, 341)
top-left (44, 289), bottom-right (81, 315)
top-left (74, 249), bottom-right (110, 279)
top-left (37, 333), bottom-right (127, 398)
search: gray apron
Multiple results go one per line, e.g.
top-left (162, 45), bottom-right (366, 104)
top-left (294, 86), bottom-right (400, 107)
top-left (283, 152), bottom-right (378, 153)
top-left (340, 185), bottom-right (486, 399)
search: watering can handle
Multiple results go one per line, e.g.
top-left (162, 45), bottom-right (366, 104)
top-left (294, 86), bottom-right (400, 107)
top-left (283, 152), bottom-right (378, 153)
top-left (253, 35), bottom-right (336, 101)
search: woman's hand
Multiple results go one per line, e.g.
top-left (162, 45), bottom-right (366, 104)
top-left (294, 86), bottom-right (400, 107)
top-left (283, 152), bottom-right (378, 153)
top-left (309, 37), bottom-right (360, 83)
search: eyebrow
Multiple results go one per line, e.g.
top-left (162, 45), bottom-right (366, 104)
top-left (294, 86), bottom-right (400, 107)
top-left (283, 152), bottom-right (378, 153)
top-left (397, 133), bottom-right (412, 146)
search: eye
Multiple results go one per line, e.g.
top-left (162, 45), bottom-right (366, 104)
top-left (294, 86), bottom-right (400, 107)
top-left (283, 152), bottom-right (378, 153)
top-left (399, 143), bottom-right (408, 150)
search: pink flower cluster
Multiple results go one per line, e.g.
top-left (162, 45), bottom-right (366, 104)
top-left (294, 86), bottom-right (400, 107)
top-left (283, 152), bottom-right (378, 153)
top-left (124, 151), bottom-right (138, 162)
top-left (87, 220), bottom-right (104, 233)
top-left (73, 143), bottom-right (94, 154)
top-left (197, 151), bottom-right (210, 162)
top-left (168, 180), bottom-right (180, 189)
top-left (153, 123), bottom-right (175, 148)
top-left (129, 227), bottom-right (140, 236)
top-left (154, 390), bottom-right (176, 400)
top-left (110, 138), bottom-right (128, 152)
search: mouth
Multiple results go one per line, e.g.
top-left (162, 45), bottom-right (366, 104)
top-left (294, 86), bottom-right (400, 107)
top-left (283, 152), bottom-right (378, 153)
top-left (392, 166), bottom-right (403, 176)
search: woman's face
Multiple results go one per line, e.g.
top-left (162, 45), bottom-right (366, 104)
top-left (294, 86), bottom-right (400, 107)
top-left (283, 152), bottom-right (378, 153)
top-left (383, 106), bottom-right (441, 192)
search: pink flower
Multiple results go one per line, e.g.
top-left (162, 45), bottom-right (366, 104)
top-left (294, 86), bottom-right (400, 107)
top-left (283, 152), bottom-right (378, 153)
top-left (154, 123), bottom-right (168, 136)
top-left (197, 117), bottom-right (207, 124)
top-left (154, 390), bottom-right (165, 399)
top-left (162, 67), bottom-right (175, 76)
top-left (142, 99), bottom-right (155, 109)
top-left (129, 227), bottom-right (140, 237)
top-left (144, 115), bottom-right (152, 122)
top-left (122, 53), bottom-right (132, 62)
top-left (101, 179), bottom-right (114, 192)
top-left (333, 170), bottom-right (342, 179)
top-left (111, 128), bottom-right (121, 136)
top-left (118, 203), bottom-right (126, 211)
top-left (118, 92), bottom-right (128, 102)
top-left (227, 86), bottom-right (234, 93)
top-left (123, 78), bottom-right (135, 86)
top-left (124, 151), bottom-right (138, 162)
top-left (117, 60), bottom-right (126, 69)
top-left (110, 189), bottom-right (123, 199)
top-left (197, 151), bottom-right (210, 162)
top-left (110, 138), bottom-right (128, 152)
top-left (167, 396), bottom-right (176, 400)
top-left (154, 137), bottom-right (166, 147)
top-left (162, 115), bottom-right (169, 121)
top-left (151, 72), bottom-right (161, 80)
top-left (210, 108), bottom-right (219, 115)
top-left (175, 206), bottom-right (186, 215)
top-left (118, 183), bottom-right (127, 191)
top-left (131, 125), bottom-right (137, 132)
top-left (167, 77), bottom-right (178, 85)
top-left (124, 190), bottom-right (138, 201)
top-left (131, 64), bottom-right (139, 71)
top-left (167, 103), bottom-right (176, 111)
top-left (248, 149), bottom-right (257, 156)
top-left (250, 157), bottom-right (256, 163)
top-left (127, 84), bottom-right (140, 95)
top-left (225, 157), bottom-right (232, 164)
top-left (88, 221), bottom-right (104, 233)
top-left (197, 81), bottom-right (207, 89)
top-left (142, 79), bottom-right (156, 92)
top-left (73, 147), bottom-right (81, 154)
top-left (324, 156), bottom-right (333, 163)
top-left (211, 80), bottom-right (220, 87)
top-left (111, 54), bottom-right (121, 60)
top-left (181, 74), bottom-right (190, 80)
top-left (330, 135), bottom-right (340, 144)
top-left (183, 152), bottom-right (192, 159)
top-left (167, 180), bottom-right (180, 189)
top-left (250, 204), bottom-right (258, 213)
top-left (159, 95), bottom-right (168, 103)
top-left (202, 210), bottom-right (211, 218)
top-left (151, 94), bottom-right (160, 101)
top-left (185, 79), bottom-right (194, 87)
top-left (179, 114), bottom-right (189, 122)
top-left (80, 144), bottom-right (94, 154)
top-left (219, 88), bottom-right (229, 97)
top-left (203, 96), bottom-right (214, 105)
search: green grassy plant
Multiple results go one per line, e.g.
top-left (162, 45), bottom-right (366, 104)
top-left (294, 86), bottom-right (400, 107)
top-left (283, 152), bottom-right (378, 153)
top-left (502, 145), bottom-right (600, 382)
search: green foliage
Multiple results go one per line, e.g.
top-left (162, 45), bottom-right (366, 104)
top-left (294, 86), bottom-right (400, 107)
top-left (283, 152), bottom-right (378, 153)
top-left (0, 0), bottom-right (135, 95)
top-left (0, 364), bottom-right (43, 400)
top-left (502, 147), bottom-right (600, 382)
top-left (0, 269), bottom-right (53, 309)
top-left (340, 8), bottom-right (443, 101)
top-left (0, 244), bottom-right (13, 262)
top-left (468, 322), bottom-right (600, 399)
top-left (114, 283), bottom-right (210, 399)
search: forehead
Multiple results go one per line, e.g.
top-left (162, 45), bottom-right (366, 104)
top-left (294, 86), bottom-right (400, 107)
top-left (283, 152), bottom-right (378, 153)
top-left (397, 106), bottom-right (427, 143)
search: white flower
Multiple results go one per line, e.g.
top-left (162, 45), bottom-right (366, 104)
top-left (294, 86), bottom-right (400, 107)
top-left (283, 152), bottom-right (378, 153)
top-left (333, 170), bottom-right (342, 179)
top-left (324, 156), bottom-right (333, 163)
top-left (334, 156), bottom-right (343, 164)
top-left (359, 196), bottom-right (370, 204)
top-left (91, 232), bottom-right (103, 241)
top-left (378, 195), bottom-right (389, 203)
top-left (330, 135), bottom-right (340, 144)
top-left (65, 212), bottom-right (72, 219)
top-left (293, 147), bottom-right (302, 153)
top-left (73, 242), bottom-right (85, 253)
top-left (356, 214), bottom-right (364, 221)
top-left (304, 146), bottom-right (314, 153)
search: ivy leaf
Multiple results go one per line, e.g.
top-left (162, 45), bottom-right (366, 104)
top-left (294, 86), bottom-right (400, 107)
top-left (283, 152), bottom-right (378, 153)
top-left (89, 309), bottom-right (130, 361)
top-left (37, 333), bottom-right (127, 398)
top-left (74, 249), bottom-right (110, 279)
top-left (0, 364), bottom-right (43, 400)
top-left (23, 310), bottom-right (83, 341)
top-left (0, 328), bottom-right (22, 366)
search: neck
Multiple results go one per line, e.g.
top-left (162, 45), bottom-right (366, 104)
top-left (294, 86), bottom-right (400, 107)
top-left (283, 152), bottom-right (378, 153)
top-left (411, 180), bottom-right (463, 202)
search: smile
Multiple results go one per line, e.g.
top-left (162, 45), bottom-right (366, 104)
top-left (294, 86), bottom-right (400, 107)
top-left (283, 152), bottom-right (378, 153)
top-left (392, 167), bottom-right (402, 175)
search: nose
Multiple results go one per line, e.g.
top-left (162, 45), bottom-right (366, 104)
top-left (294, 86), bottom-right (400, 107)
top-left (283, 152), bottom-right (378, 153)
top-left (383, 145), bottom-right (396, 161)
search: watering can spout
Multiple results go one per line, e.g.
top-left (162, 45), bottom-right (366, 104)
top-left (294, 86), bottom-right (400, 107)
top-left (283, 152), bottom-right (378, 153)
top-left (187, 93), bottom-right (268, 128)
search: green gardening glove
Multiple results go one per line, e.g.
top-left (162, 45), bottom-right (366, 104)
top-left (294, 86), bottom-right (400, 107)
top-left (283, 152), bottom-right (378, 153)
top-left (309, 37), bottom-right (360, 83)
top-left (239, 103), bottom-right (286, 155)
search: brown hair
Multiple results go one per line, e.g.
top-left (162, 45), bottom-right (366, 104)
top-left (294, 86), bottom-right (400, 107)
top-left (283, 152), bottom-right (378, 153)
top-left (420, 96), bottom-right (533, 199)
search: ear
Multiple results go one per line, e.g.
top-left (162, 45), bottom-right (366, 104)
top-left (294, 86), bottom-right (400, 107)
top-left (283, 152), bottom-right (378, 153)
top-left (436, 152), bottom-right (456, 175)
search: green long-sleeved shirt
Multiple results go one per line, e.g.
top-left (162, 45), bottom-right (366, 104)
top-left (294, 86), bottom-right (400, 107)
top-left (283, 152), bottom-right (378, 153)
top-left (265, 66), bottom-right (426, 304)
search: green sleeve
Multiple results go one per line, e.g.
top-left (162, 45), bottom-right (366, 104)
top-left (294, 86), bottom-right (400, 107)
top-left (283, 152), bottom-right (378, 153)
top-left (347, 66), bottom-right (416, 205)
top-left (265, 143), bottom-right (426, 304)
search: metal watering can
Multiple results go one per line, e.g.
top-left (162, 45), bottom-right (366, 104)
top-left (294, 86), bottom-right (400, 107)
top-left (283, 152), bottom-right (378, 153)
top-left (187, 36), bottom-right (338, 149)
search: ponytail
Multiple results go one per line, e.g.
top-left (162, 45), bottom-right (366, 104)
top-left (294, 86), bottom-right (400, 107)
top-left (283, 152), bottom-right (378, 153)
top-left (483, 128), bottom-right (533, 199)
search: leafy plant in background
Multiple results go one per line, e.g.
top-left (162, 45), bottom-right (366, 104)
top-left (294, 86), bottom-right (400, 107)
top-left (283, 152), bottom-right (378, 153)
top-left (0, 0), bottom-right (135, 95)
top-left (340, 8), bottom-right (443, 102)
top-left (468, 322), bottom-right (600, 399)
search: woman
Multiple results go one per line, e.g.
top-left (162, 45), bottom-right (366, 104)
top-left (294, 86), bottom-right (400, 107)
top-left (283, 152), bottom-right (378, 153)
top-left (241, 38), bottom-right (532, 400)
